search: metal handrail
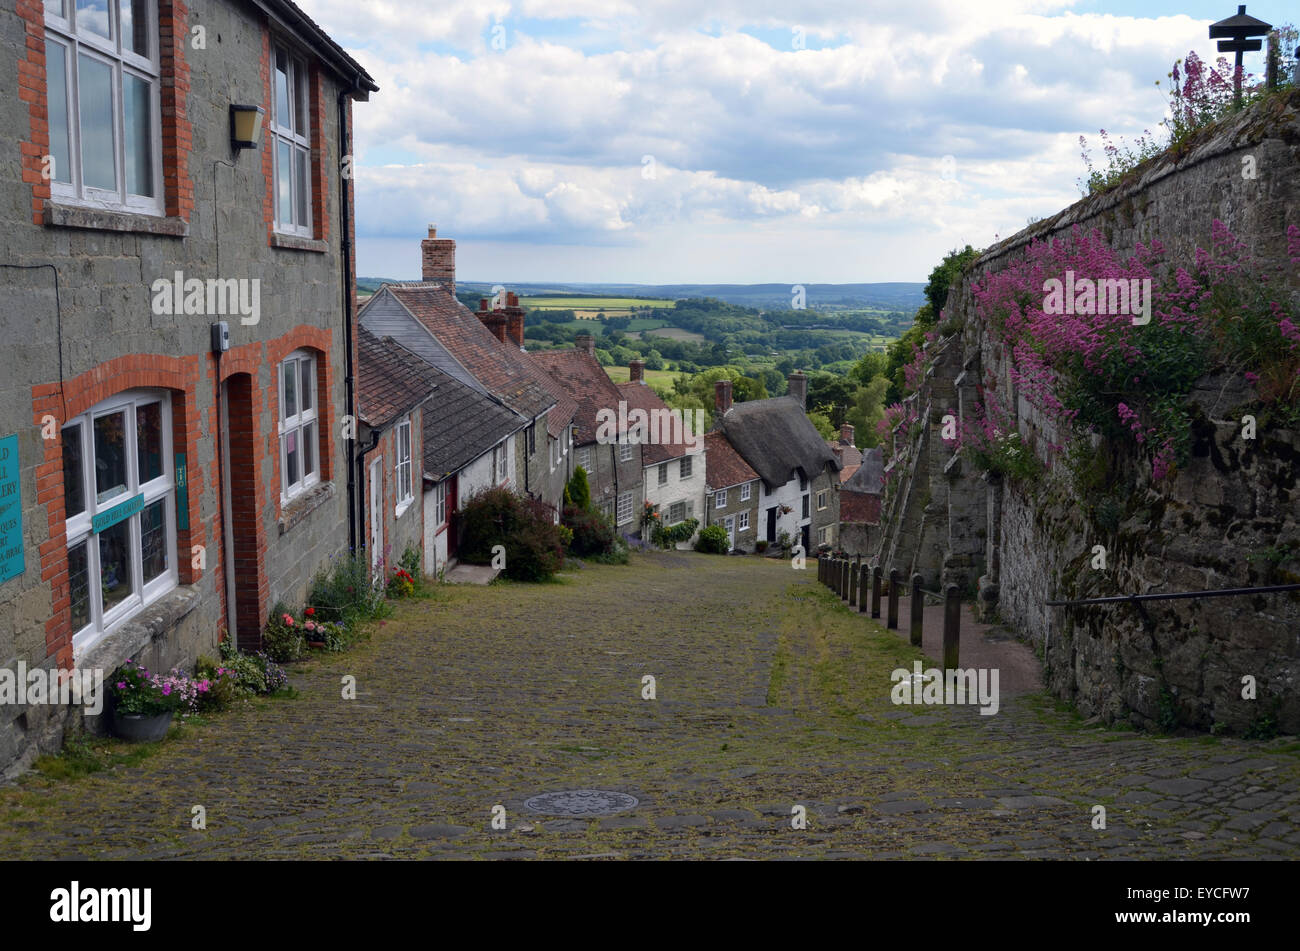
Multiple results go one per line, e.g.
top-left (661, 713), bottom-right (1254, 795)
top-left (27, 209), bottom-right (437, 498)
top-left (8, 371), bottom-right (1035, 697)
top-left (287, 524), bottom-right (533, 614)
top-left (1046, 583), bottom-right (1300, 607)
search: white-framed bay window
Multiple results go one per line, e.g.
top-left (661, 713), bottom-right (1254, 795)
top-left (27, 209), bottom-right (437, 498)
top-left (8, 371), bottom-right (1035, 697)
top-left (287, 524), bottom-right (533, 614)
top-left (270, 40), bottom-right (312, 237)
top-left (394, 416), bottom-right (413, 515)
top-left (62, 389), bottom-right (176, 650)
top-left (279, 350), bottom-right (319, 501)
top-left (44, 0), bottom-right (163, 214)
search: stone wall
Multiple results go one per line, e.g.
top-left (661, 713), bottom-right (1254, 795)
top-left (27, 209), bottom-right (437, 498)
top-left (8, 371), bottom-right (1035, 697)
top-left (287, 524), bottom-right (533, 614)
top-left (877, 90), bottom-right (1300, 734)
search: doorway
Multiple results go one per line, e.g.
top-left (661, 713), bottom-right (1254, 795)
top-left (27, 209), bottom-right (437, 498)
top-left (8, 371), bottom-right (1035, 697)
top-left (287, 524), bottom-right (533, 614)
top-left (369, 456), bottom-right (383, 582)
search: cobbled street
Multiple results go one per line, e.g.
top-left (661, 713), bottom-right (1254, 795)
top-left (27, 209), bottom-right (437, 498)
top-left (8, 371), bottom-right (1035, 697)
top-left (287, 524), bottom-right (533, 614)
top-left (3, 553), bottom-right (1298, 860)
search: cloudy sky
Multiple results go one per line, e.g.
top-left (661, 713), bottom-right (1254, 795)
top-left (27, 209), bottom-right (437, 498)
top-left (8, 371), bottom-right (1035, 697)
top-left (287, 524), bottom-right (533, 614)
top-left (297, 0), bottom-right (1282, 284)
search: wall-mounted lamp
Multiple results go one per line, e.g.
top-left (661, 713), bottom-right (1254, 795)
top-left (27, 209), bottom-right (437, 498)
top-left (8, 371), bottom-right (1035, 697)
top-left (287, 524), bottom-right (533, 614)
top-left (229, 104), bottom-right (265, 152)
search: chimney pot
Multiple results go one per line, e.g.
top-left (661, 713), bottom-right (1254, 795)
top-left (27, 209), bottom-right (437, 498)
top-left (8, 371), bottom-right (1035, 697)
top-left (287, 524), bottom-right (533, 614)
top-left (840, 423), bottom-right (855, 446)
top-left (714, 378), bottom-right (733, 414)
top-left (788, 371), bottom-right (808, 410)
top-left (629, 359), bottom-right (645, 383)
top-left (421, 226), bottom-right (456, 295)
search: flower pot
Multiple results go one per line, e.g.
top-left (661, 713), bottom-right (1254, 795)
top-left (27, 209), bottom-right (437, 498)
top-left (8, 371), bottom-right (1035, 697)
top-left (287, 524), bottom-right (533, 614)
top-left (109, 709), bottom-right (174, 743)
top-left (307, 640), bottom-right (326, 650)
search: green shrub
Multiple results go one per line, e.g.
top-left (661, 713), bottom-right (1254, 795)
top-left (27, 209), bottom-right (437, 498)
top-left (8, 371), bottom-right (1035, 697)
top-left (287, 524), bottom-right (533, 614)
top-left (459, 486), bottom-right (565, 582)
top-left (193, 655), bottom-right (240, 712)
top-left (397, 543), bottom-right (422, 576)
top-left (652, 516), bottom-right (698, 549)
top-left (565, 467), bottom-right (592, 511)
top-left (564, 504), bottom-right (618, 557)
top-left (262, 602), bottom-right (306, 663)
top-left (695, 523), bottom-right (730, 554)
top-left (308, 551), bottom-right (386, 627)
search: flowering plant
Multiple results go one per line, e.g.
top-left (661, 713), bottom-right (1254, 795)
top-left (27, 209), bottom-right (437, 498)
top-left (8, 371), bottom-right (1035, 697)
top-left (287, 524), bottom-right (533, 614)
top-left (386, 568), bottom-right (416, 599)
top-left (108, 660), bottom-right (185, 716)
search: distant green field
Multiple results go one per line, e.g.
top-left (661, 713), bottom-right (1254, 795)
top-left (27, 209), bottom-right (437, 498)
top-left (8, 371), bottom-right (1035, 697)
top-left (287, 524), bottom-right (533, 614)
top-left (604, 365), bottom-right (679, 387)
top-left (641, 326), bottom-right (705, 342)
top-left (520, 296), bottom-right (675, 319)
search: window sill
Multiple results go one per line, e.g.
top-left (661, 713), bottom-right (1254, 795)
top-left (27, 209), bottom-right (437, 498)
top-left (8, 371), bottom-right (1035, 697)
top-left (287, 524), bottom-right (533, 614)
top-left (395, 497), bottom-right (414, 520)
top-left (77, 585), bottom-right (202, 675)
top-left (44, 201), bottom-right (188, 237)
top-left (270, 233), bottom-right (329, 253)
top-left (279, 481), bottom-right (335, 535)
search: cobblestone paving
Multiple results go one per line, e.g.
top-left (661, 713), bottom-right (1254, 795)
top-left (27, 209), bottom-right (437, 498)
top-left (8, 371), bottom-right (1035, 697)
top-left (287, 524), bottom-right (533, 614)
top-left (3, 553), bottom-right (1298, 860)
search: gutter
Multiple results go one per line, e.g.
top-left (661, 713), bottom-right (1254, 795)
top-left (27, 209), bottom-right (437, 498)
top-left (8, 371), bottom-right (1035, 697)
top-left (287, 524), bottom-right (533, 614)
top-left (339, 72), bottom-right (363, 551)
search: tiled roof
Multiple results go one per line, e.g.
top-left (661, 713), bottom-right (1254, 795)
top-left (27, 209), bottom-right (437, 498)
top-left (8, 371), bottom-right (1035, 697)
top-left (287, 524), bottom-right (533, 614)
top-left (840, 463), bottom-right (860, 483)
top-left (715, 396), bottom-right (840, 489)
top-left (841, 490), bottom-right (882, 524)
top-left (704, 431), bottom-right (758, 491)
top-left (530, 348), bottom-right (629, 445)
top-left (615, 381), bottom-right (697, 465)
top-left (357, 328), bottom-right (439, 429)
top-left (382, 282), bottom-right (575, 438)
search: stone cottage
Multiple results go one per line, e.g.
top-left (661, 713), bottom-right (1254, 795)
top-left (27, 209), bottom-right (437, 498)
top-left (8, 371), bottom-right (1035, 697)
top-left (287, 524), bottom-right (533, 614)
top-left (0, 0), bottom-right (376, 776)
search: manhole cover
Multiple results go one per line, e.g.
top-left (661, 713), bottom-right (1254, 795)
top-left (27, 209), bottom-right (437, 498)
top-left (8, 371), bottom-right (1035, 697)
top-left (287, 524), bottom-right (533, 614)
top-left (523, 790), bottom-right (639, 817)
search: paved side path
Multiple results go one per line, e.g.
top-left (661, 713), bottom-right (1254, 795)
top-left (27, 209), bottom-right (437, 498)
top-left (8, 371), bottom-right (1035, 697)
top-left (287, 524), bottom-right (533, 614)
top-left (1, 553), bottom-right (1297, 859)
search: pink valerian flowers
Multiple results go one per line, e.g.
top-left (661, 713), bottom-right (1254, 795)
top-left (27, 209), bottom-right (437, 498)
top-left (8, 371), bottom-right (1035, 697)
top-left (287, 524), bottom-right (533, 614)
top-left (967, 221), bottom-right (1299, 481)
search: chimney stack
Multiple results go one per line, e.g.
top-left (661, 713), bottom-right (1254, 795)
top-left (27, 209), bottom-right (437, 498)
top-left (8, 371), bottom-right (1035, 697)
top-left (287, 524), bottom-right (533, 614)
top-left (629, 359), bottom-right (645, 383)
top-left (503, 292), bottom-right (526, 350)
top-left (575, 333), bottom-right (595, 355)
top-left (421, 225), bottom-right (456, 295)
top-left (714, 378), bottom-right (733, 415)
top-left (788, 371), bottom-right (807, 410)
top-left (477, 299), bottom-right (508, 343)
top-left (840, 423), bottom-right (855, 446)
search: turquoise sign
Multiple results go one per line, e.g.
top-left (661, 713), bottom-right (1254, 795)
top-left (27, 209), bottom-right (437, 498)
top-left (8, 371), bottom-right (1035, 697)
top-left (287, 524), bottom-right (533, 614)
top-left (0, 434), bottom-right (22, 584)
top-left (92, 492), bottom-right (144, 535)
top-left (175, 452), bottom-right (189, 531)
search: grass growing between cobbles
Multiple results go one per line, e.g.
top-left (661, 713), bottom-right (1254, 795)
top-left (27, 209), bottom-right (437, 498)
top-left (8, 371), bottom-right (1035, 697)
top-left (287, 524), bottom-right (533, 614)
top-left (1, 552), bottom-right (1297, 860)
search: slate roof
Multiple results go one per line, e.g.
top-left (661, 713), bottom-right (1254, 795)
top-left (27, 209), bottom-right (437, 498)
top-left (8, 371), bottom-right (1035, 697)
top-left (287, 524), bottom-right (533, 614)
top-left (704, 431), bottom-right (758, 491)
top-left (357, 328), bottom-right (439, 429)
top-left (378, 283), bottom-right (575, 438)
top-left (616, 382), bottom-right (697, 465)
top-left (714, 396), bottom-right (840, 490)
top-left (421, 368), bottom-right (528, 484)
top-left (530, 348), bottom-right (629, 445)
top-left (843, 447), bottom-right (884, 494)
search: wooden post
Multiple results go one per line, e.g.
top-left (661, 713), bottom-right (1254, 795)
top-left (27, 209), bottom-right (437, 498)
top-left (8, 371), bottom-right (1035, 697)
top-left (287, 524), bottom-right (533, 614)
top-left (848, 558), bottom-right (859, 607)
top-left (887, 569), bottom-right (900, 629)
top-left (859, 563), bottom-right (870, 613)
top-left (841, 559), bottom-right (850, 601)
top-left (833, 559), bottom-right (843, 596)
top-left (910, 573), bottom-right (924, 648)
top-left (944, 584), bottom-right (961, 671)
top-left (818, 554), bottom-right (825, 584)
top-left (871, 565), bottom-right (882, 618)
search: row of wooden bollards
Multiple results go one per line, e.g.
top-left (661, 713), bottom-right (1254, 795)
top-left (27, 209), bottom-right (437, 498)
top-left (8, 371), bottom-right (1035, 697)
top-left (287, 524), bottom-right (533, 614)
top-left (817, 555), bottom-right (962, 670)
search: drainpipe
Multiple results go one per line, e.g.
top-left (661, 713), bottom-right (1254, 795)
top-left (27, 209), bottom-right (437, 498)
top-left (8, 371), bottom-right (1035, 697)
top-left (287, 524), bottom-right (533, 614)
top-left (338, 73), bottom-right (362, 551)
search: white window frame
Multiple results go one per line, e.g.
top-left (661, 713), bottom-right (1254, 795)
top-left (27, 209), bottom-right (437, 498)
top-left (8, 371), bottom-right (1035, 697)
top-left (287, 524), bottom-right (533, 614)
top-left (493, 442), bottom-right (508, 484)
top-left (279, 350), bottom-right (320, 503)
top-left (740, 482), bottom-right (752, 502)
top-left (434, 479), bottom-right (448, 528)
top-left (715, 488), bottom-right (727, 509)
top-left (44, 0), bottom-right (164, 215)
top-left (615, 491), bottom-right (633, 526)
top-left (618, 442), bottom-right (632, 463)
top-left (816, 489), bottom-right (828, 511)
top-left (802, 494), bottom-right (810, 519)
top-left (577, 445), bottom-right (593, 471)
top-left (394, 416), bottom-right (413, 516)
top-left (680, 455), bottom-right (692, 479)
top-left (668, 500), bottom-right (686, 525)
top-left (62, 389), bottom-right (176, 653)
top-left (657, 462), bottom-right (668, 485)
top-left (549, 436), bottom-right (559, 471)
top-left (270, 40), bottom-right (312, 237)
top-left (818, 526), bottom-right (831, 546)
top-left (738, 510), bottom-right (749, 532)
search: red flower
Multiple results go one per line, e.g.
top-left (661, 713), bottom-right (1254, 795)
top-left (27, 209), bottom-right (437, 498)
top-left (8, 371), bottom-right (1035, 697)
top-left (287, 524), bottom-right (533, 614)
top-left (305, 607), bottom-right (315, 616)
